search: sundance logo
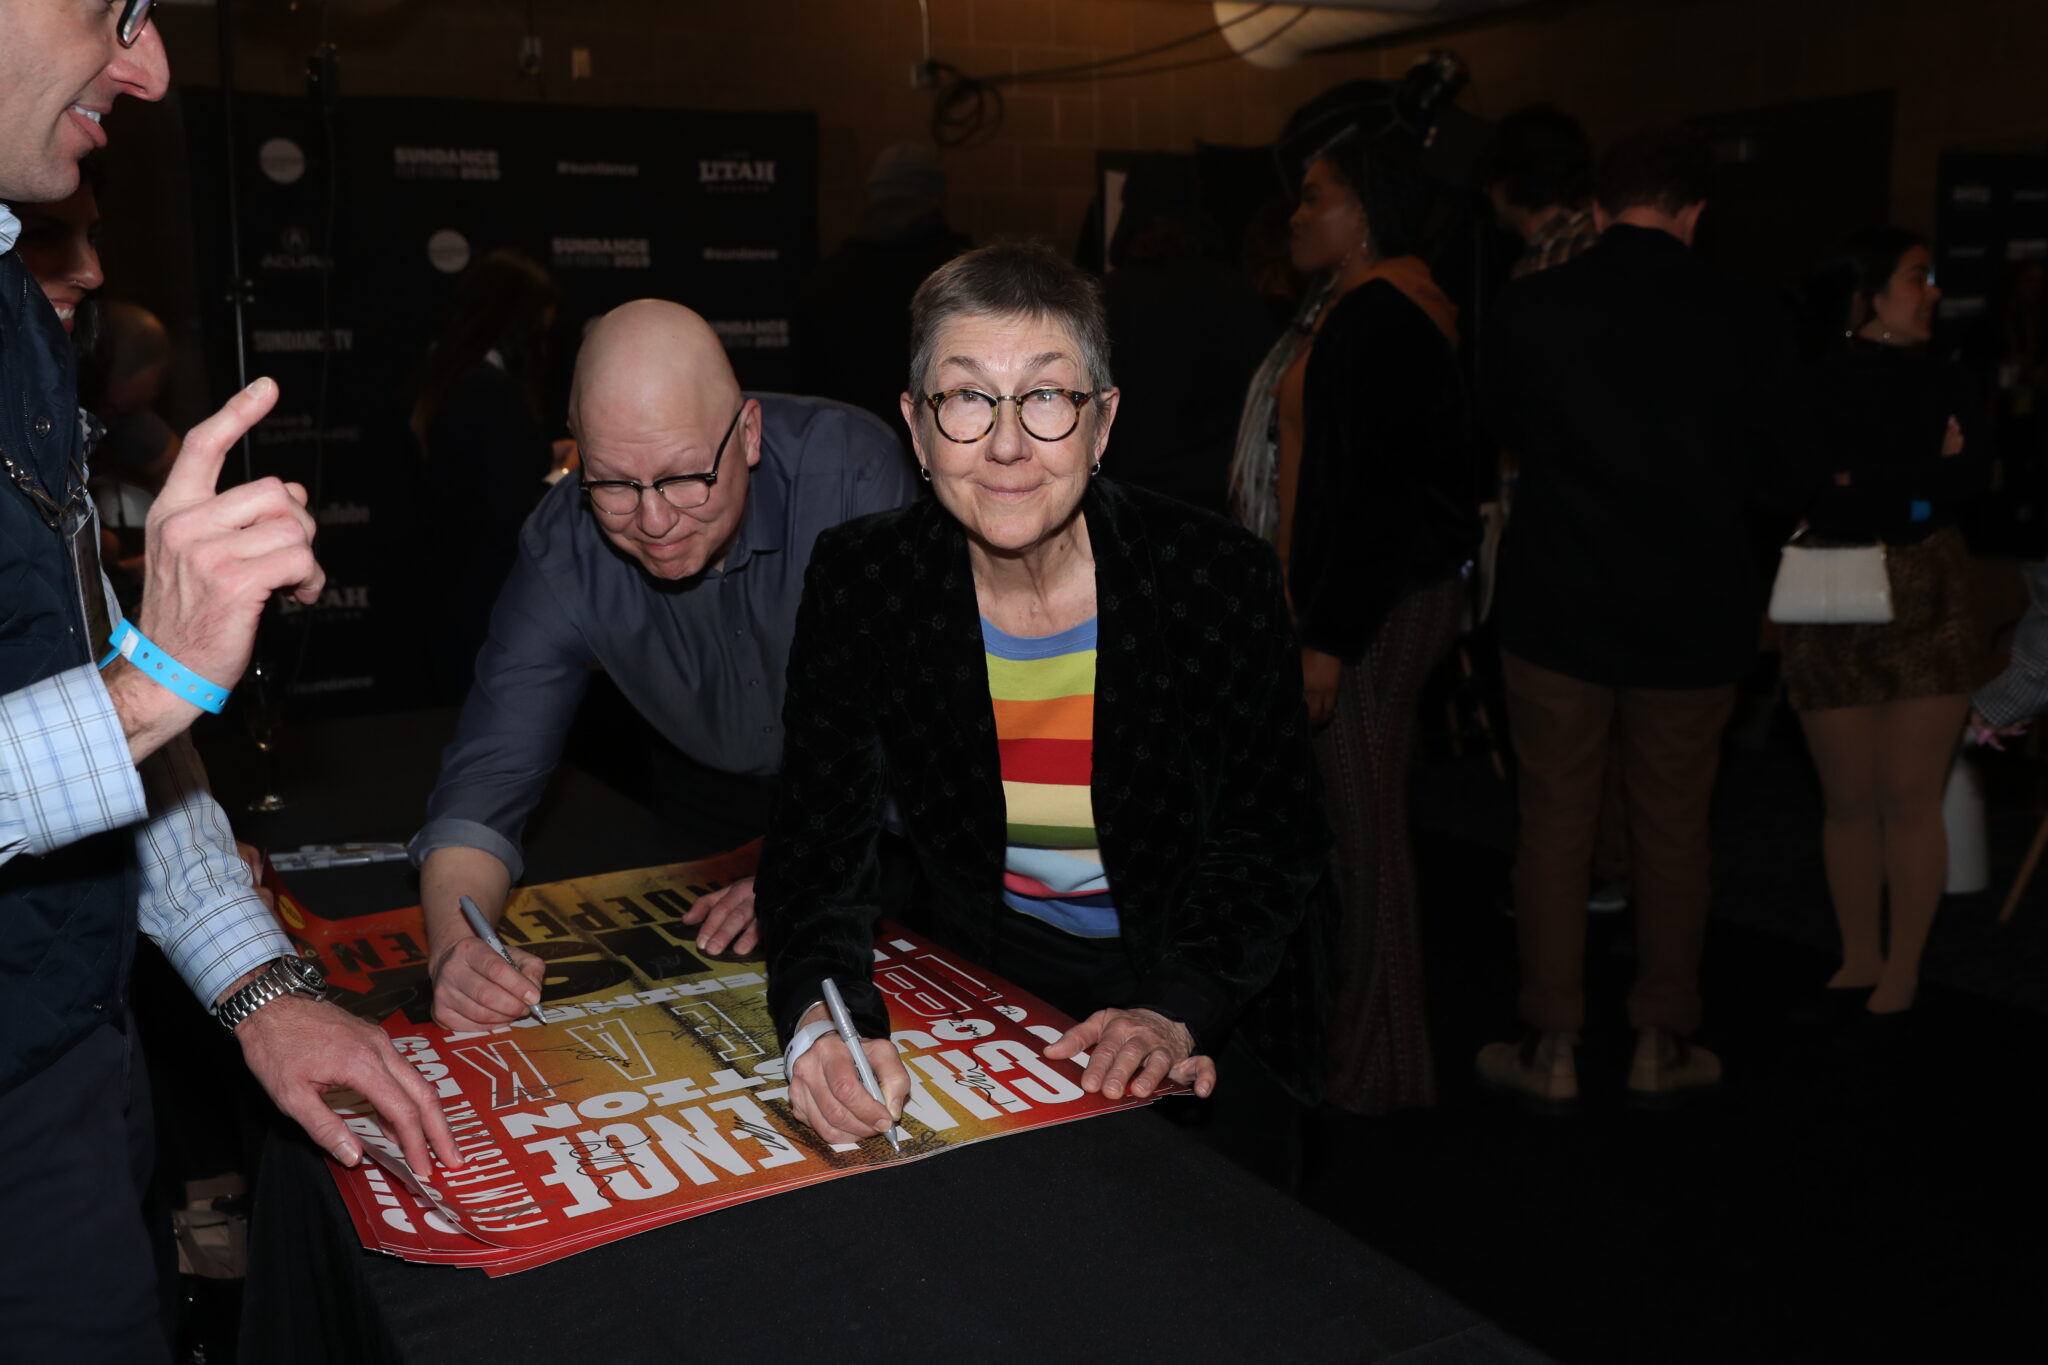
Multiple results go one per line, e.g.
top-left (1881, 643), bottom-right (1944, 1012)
top-left (552, 236), bottom-right (652, 269)
top-left (279, 584), bottom-right (371, 615)
top-left (260, 225), bottom-right (330, 272)
top-left (317, 502), bottom-right (372, 527)
top-left (558, 160), bottom-right (639, 177)
top-left (253, 328), bottom-right (354, 354)
top-left (711, 318), bottom-right (790, 350)
top-left (394, 147), bottom-right (501, 181)
top-left (699, 157), bottom-right (776, 190)
top-left (703, 247), bottom-right (779, 262)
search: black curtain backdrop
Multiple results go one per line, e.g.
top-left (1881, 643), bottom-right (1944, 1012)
top-left (180, 92), bottom-right (818, 715)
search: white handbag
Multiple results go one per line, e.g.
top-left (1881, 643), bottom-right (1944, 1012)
top-left (1767, 534), bottom-right (1894, 625)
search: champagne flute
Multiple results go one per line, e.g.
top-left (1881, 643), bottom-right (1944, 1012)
top-left (244, 655), bottom-right (288, 813)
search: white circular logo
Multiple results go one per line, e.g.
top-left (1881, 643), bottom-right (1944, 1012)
top-left (426, 229), bottom-right (471, 274)
top-left (258, 137), bottom-right (306, 185)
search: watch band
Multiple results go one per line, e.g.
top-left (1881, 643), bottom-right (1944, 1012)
top-left (214, 955), bottom-right (326, 1032)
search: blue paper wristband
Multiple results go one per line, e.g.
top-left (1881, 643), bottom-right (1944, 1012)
top-left (99, 620), bottom-right (231, 714)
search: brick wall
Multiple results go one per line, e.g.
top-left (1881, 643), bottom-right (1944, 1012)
top-left (150, 0), bottom-right (2048, 254)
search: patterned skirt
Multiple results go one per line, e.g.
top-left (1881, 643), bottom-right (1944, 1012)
top-left (1781, 524), bottom-right (1975, 712)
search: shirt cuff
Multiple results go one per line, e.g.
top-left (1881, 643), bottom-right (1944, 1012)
top-left (173, 904), bottom-right (294, 1011)
top-left (408, 817), bottom-right (524, 882)
top-left (0, 664), bottom-right (147, 861)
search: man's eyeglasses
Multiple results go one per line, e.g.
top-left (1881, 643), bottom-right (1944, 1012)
top-left (115, 0), bottom-right (155, 48)
top-left (923, 388), bottom-right (1094, 445)
top-left (579, 403), bottom-right (745, 517)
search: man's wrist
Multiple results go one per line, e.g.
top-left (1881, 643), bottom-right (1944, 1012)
top-left (104, 657), bottom-right (201, 763)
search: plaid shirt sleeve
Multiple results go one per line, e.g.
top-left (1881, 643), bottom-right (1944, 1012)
top-left (134, 733), bottom-right (293, 1008)
top-left (0, 663), bottom-right (150, 864)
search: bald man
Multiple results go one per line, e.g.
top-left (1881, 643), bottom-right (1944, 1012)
top-left (412, 301), bottom-right (916, 1031)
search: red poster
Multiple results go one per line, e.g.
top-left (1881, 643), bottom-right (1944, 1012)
top-left (271, 849), bottom-right (1167, 1274)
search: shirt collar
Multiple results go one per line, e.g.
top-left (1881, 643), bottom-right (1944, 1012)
top-left (0, 204), bottom-right (20, 255)
top-left (713, 399), bottom-right (787, 574)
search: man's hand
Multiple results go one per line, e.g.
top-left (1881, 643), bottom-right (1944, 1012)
top-left (232, 992), bottom-right (464, 1177)
top-left (1968, 708), bottom-right (2029, 751)
top-left (683, 876), bottom-right (759, 958)
top-left (429, 936), bottom-right (545, 1033)
top-left (1044, 1007), bottom-right (1216, 1100)
top-left (419, 848), bottom-right (534, 1031)
top-left (112, 378), bottom-right (325, 763)
top-left (1302, 647), bottom-right (1343, 730)
top-left (787, 1002), bottom-right (909, 1145)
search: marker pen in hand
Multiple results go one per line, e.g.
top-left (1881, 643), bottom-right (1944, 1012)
top-left (458, 894), bottom-right (548, 1027)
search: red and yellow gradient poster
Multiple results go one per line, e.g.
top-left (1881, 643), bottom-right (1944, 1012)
top-left (272, 848), bottom-right (1166, 1275)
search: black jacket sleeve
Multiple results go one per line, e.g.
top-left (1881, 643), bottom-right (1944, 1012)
top-left (1290, 282), bottom-right (1478, 663)
top-left (1128, 538), bottom-right (1328, 1051)
top-left (756, 530), bottom-right (893, 1046)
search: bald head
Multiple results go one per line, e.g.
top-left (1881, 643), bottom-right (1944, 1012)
top-left (568, 299), bottom-right (762, 582)
top-left (569, 299), bottom-right (738, 439)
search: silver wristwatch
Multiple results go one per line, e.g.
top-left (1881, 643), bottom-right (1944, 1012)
top-left (213, 954), bottom-right (329, 1032)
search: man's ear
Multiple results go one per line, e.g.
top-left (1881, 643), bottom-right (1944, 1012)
top-left (743, 398), bottom-right (763, 468)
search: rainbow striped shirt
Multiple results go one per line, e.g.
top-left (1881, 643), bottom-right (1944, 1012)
top-left (982, 615), bottom-right (1119, 939)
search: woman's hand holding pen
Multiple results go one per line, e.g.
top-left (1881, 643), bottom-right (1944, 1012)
top-left (787, 1002), bottom-right (910, 1145)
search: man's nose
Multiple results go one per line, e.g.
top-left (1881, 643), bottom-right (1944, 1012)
top-left (109, 24), bottom-right (172, 104)
top-left (72, 243), bottom-right (105, 294)
top-left (635, 489), bottom-right (682, 535)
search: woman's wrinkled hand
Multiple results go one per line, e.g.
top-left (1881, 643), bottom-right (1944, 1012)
top-left (1043, 1007), bottom-right (1216, 1100)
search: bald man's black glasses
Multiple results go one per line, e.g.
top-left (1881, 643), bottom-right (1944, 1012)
top-left (115, 0), bottom-right (155, 47)
top-left (579, 403), bottom-right (745, 516)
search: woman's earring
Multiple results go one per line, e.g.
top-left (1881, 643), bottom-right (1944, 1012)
top-left (917, 464), bottom-right (931, 482)
top-left (1090, 458), bottom-right (1103, 476)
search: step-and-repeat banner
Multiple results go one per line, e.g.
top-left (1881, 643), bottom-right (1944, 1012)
top-left (181, 93), bottom-right (817, 714)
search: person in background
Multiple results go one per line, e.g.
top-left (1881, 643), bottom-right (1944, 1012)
top-left (760, 243), bottom-right (1326, 1181)
top-left (1476, 103), bottom-right (1631, 916)
top-left (1478, 103), bottom-right (1601, 281)
top-left (1781, 229), bottom-right (1985, 1016)
top-left (1267, 129), bottom-right (1478, 1115)
top-left (1100, 156), bottom-right (1278, 516)
top-left (795, 141), bottom-right (970, 439)
top-left (1477, 127), bottom-right (1799, 1111)
top-left (411, 248), bottom-right (564, 704)
top-left (414, 300), bottom-right (916, 1033)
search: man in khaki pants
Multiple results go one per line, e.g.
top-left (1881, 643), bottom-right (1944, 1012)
top-left (1477, 126), bottom-right (1799, 1110)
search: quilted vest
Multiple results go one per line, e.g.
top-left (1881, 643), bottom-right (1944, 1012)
top-left (0, 250), bottom-right (138, 1096)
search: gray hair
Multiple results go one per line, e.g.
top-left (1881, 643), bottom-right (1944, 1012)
top-left (906, 241), bottom-right (1114, 402)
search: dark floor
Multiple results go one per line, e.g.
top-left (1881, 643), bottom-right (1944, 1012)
top-left (1299, 721), bottom-right (2048, 1364)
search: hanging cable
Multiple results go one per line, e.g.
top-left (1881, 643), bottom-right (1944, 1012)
top-left (929, 5), bottom-right (1307, 148)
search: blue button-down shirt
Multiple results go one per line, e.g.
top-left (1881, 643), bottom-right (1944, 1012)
top-left (410, 393), bottom-right (915, 879)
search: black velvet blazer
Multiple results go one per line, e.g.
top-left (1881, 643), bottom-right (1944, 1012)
top-left (758, 478), bottom-right (1329, 1096)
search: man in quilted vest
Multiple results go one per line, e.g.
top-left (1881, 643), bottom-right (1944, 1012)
top-left (1, 6), bottom-right (461, 1358)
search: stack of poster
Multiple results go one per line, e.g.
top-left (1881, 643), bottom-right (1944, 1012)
top-left (270, 848), bottom-right (1166, 1274)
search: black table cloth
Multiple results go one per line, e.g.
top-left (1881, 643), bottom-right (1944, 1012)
top-left (226, 709), bottom-right (1548, 1364)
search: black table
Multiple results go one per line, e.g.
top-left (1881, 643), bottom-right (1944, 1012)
top-left (231, 710), bottom-right (1548, 1364)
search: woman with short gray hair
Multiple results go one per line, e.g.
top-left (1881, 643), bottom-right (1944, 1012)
top-left (758, 241), bottom-right (1328, 1161)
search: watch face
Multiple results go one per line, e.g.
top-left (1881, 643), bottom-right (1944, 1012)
top-left (288, 955), bottom-right (329, 991)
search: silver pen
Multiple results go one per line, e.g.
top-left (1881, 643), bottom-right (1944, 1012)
top-left (821, 977), bottom-right (905, 1153)
top-left (458, 894), bottom-right (548, 1027)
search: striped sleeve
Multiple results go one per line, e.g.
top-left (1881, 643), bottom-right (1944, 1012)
top-left (0, 663), bottom-right (149, 864)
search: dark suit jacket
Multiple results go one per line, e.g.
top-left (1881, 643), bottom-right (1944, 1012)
top-left (1484, 224), bottom-right (1802, 688)
top-left (758, 478), bottom-right (1330, 1096)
